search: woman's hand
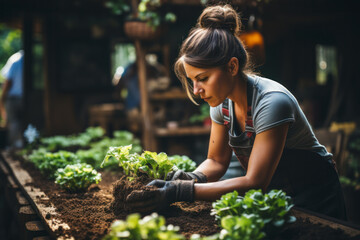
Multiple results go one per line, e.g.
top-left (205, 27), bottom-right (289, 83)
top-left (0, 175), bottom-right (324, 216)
top-left (126, 180), bottom-right (195, 213)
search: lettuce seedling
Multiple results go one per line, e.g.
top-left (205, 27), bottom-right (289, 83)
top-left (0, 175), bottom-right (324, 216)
top-left (39, 126), bottom-right (105, 151)
top-left (211, 190), bottom-right (296, 232)
top-left (168, 155), bottom-right (197, 172)
top-left (55, 163), bottom-right (102, 192)
top-left (28, 149), bottom-right (80, 179)
top-left (141, 151), bottom-right (174, 180)
top-left (103, 213), bottom-right (185, 240)
top-left (76, 131), bottom-right (142, 170)
top-left (102, 145), bottom-right (176, 180)
top-left (191, 214), bottom-right (265, 240)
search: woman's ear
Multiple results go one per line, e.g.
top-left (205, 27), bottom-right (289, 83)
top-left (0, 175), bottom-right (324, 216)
top-left (227, 57), bottom-right (239, 76)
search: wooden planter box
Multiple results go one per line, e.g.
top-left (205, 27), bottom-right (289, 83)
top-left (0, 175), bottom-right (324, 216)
top-left (1, 150), bottom-right (360, 240)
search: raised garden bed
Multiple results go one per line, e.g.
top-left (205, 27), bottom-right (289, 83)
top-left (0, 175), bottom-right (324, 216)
top-left (1, 150), bottom-right (360, 240)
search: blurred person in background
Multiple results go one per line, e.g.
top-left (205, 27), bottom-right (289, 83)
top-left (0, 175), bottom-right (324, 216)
top-left (0, 50), bottom-right (24, 149)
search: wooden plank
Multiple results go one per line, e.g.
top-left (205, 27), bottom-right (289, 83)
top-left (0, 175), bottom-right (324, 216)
top-left (0, 160), bottom-right (10, 176)
top-left (1, 151), bottom-right (74, 240)
top-left (7, 175), bottom-right (19, 189)
top-left (16, 191), bottom-right (30, 205)
top-left (26, 221), bottom-right (46, 232)
top-left (25, 221), bottom-right (48, 239)
top-left (33, 237), bottom-right (51, 240)
top-left (293, 208), bottom-right (360, 237)
top-left (18, 205), bottom-right (39, 229)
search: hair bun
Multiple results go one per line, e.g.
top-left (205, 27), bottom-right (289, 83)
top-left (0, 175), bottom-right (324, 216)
top-left (198, 5), bottom-right (241, 35)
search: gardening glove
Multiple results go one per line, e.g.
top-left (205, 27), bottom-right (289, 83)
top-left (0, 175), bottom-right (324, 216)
top-left (126, 179), bottom-right (194, 213)
top-left (166, 170), bottom-right (207, 183)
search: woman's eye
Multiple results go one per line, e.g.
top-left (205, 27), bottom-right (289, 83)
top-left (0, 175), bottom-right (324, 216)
top-left (199, 77), bottom-right (208, 82)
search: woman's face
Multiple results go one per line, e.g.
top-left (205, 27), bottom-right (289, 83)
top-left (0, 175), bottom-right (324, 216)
top-left (183, 62), bottom-right (235, 107)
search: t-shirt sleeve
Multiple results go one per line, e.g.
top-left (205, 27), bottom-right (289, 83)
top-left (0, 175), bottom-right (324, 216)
top-left (253, 92), bottom-right (295, 134)
top-left (5, 64), bottom-right (15, 82)
top-left (210, 104), bottom-right (224, 125)
top-left (0, 60), bottom-right (13, 80)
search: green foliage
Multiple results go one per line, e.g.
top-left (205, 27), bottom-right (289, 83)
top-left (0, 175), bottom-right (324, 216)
top-left (0, 24), bottom-right (22, 83)
top-left (191, 214), bottom-right (265, 240)
top-left (211, 190), bottom-right (296, 232)
top-left (40, 127), bottom-right (105, 151)
top-left (211, 190), bottom-right (243, 222)
top-left (340, 133), bottom-right (360, 190)
top-left (105, 0), bottom-right (130, 15)
top-left (189, 104), bottom-right (210, 124)
top-left (218, 214), bottom-right (265, 240)
top-left (28, 149), bottom-right (80, 179)
top-left (168, 155), bottom-right (196, 172)
top-left (103, 213), bottom-right (185, 240)
top-left (102, 145), bottom-right (176, 180)
top-left (75, 130), bottom-right (142, 169)
top-left (55, 163), bottom-right (102, 192)
top-left (138, 0), bottom-right (177, 29)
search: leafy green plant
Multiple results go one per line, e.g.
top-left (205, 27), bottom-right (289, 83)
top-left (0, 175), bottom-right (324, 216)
top-left (211, 190), bottom-right (243, 222)
top-left (105, 0), bottom-right (130, 15)
top-left (211, 190), bottom-right (296, 231)
top-left (168, 155), bottom-right (196, 172)
top-left (191, 214), bottom-right (265, 240)
top-left (55, 163), bottom-right (102, 192)
top-left (340, 134), bottom-right (360, 190)
top-left (138, 0), bottom-right (176, 29)
top-left (40, 127), bottom-right (105, 151)
top-left (0, 24), bottom-right (22, 83)
top-left (103, 212), bottom-right (185, 240)
top-left (28, 149), bottom-right (80, 179)
top-left (140, 151), bottom-right (175, 180)
top-left (102, 145), bottom-right (176, 180)
top-left (189, 104), bottom-right (210, 124)
top-left (76, 130), bottom-right (142, 169)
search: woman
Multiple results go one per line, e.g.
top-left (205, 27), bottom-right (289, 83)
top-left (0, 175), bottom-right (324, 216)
top-left (127, 4), bottom-right (346, 220)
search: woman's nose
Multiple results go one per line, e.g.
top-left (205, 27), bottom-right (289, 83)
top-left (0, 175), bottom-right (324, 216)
top-left (193, 82), bottom-right (203, 95)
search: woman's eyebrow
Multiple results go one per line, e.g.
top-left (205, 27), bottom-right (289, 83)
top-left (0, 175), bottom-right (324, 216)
top-left (195, 70), bottom-right (210, 80)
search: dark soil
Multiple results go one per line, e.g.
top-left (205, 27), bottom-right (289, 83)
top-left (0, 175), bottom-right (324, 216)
top-left (13, 153), bottom-right (360, 240)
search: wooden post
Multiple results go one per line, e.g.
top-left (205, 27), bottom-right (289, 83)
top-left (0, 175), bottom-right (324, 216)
top-left (134, 41), bottom-right (156, 151)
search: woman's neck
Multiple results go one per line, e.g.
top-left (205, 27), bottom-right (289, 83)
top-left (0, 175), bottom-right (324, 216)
top-left (228, 75), bottom-right (247, 110)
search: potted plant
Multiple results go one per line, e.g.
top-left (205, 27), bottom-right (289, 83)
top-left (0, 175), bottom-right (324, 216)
top-left (105, 0), bottom-right (176, 41)
top-left (125, 0), bottom-right (176, 40)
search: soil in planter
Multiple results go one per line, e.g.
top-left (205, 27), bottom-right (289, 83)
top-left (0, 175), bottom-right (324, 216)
top-left (16, 153), bottom-right (219, 239)
top-left (110, 175), bottom-right (219, 239)
top-left (11, 152), bottom-right (360, 240)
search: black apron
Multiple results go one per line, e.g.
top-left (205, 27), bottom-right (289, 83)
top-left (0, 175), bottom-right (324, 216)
top-left (221, 79), bottom-right (347, 220)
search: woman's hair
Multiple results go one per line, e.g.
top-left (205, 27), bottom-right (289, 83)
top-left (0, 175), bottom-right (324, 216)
top-left (174, 4), bottom-right (251, 104)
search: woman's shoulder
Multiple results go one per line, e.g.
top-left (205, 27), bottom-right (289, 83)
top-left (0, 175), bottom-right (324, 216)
top-left (210, 103), bottom-right (225, 125)
top-left (251, 75), bottom-right (291, 95)
top-left (250, 75), bottom-right (298, 106)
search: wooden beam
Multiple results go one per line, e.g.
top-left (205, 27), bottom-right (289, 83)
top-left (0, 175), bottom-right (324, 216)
top-left (1, 151), bottom-right (74, 239)
top-left (135, 41), bottom-right (156, 151)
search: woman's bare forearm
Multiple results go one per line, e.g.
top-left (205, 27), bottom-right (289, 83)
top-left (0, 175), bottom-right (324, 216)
top-left (195, 158), bottom-right (229, 182)
top-left (194, 176), bottom-right (254, 201)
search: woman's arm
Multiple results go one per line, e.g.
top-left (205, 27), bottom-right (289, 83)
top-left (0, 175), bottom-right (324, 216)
top-left (195, 120), bottom-right (233, 182)
top-left (194, 123), bottom-right (289, 201)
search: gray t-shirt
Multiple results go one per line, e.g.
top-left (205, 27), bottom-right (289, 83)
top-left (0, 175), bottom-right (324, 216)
top-left (210, 75), bottom-right (331, 160)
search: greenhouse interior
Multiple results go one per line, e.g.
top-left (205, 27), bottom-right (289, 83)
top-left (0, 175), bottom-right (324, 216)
top-left (0, 0), bottom-right (360, 239)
